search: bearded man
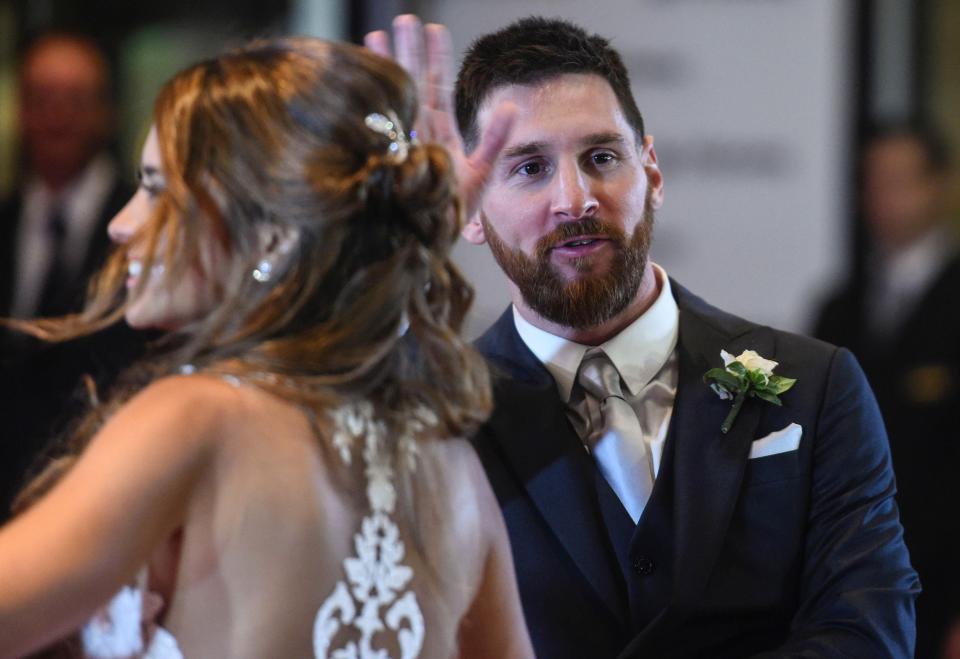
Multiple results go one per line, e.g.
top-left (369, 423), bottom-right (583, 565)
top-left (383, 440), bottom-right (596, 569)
top-left (369, 15), bottom-right (919, 658)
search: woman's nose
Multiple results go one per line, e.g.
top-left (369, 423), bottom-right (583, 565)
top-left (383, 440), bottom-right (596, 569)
top-left (106, 195), bottom-right (141, 245)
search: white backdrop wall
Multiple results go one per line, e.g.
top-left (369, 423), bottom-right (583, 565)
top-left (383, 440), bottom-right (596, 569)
top-left (417, 0), bottom-right (852, 338)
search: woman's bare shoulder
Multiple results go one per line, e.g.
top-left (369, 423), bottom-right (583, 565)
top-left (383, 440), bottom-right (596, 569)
top-left (141, 372), bottom-right (310, 417)
top-left (104, 374), bottom-right (264, 453)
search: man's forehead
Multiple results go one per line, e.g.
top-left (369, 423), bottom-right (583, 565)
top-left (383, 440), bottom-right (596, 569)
top-left (869, 136), bottom-right (925, 158)
top-left (866, 138), bottom-right (933, 173)
top-left (476, 73), bottom-right (637, 151)
top-left (22, 41), bottom-right (106, 88)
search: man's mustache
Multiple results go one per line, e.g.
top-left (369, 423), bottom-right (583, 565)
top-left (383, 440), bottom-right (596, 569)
top-left (535, 218), bottom-right (625, 258)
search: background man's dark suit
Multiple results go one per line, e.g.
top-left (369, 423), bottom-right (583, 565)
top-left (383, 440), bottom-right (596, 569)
top-left (474, 282), bottom-right (919, 658)
top-left (0, 178), bottom-right (130, 318)
top-left (816, 252), bottom-right (960, 658)
top-left (0, 179), bottom-right (146, 520)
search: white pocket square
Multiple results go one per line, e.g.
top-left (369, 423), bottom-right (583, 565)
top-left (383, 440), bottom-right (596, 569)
top-left (748, 423), bottom-right (802, 459)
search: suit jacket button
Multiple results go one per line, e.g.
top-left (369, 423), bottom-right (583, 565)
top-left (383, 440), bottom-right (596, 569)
top-left (632, 556), bottom-right (655, 576)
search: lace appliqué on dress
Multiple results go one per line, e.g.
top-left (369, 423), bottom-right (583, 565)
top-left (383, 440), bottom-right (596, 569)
top-left (314, 402), bottom-right (435, 659)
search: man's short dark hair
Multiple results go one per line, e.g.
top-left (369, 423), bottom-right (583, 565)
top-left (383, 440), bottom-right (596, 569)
top-left (455, 17), bottom-right (645, 151)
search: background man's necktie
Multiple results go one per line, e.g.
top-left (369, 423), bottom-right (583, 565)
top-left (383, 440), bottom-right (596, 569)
top-left (37, 204), bottom-right (71, 317)
top-left (577, 348), bottom-right (654, 524)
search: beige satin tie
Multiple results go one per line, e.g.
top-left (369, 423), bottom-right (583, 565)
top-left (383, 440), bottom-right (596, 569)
top-left (577, 348), bottom-right (654, 523)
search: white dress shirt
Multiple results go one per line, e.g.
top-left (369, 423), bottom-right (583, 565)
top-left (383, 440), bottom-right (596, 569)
top-left (12, 154), bottom-right (118, 318)
top-left (867, 226), bottom-right (957, 341)
top-left (514, 263), bottom-right (680, 478)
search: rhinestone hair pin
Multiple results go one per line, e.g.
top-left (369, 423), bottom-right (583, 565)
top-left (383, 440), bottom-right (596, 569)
top-left (364, 111), bottom-right (410, 163)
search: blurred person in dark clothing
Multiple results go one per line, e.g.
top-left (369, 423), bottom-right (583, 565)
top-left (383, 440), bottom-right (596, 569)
top-left (0, 32), bottom-right (131, 319)
top-left (0, 32), bottom-right (146, 522)
top-left (814, 123), bottom-right (960, 659)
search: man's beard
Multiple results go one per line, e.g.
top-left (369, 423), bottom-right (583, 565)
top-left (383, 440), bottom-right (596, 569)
top-left (482, 195), bottom-right (654, 330)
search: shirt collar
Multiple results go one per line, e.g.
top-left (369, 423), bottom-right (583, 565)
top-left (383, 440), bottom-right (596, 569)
top-left (514, 263), bottom-right (679, 402)
top-left (876, 225), bottom-right (957, 300)
top-left (23, 154), bottom-right (115, 230)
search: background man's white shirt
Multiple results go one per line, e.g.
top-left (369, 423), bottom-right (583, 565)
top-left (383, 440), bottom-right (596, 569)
top-left (12, 154), bottom-right (117, 318)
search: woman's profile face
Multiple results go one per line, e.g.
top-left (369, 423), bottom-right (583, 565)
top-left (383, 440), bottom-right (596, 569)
top-left (107, 127), bottom-right (222, 330)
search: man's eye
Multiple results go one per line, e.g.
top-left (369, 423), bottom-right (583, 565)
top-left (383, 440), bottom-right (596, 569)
top-left (591, 151), bottom-right (617, 167)
top-left (515, 160), bottom-right (548, 178)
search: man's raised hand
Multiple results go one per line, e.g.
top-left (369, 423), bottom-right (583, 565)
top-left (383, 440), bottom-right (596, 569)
top-left (364, 15), bottom-right (515, 224)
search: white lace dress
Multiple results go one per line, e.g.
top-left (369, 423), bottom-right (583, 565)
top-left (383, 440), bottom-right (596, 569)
top-left (80, 400), bottom-right (430, 659)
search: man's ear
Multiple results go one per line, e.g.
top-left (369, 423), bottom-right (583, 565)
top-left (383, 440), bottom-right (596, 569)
top-left (641, 135), bottom-right (665, 210)
top-left (461, 212), bottom-right (487, 245)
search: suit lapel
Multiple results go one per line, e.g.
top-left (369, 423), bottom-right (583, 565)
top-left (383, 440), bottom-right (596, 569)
top-left (479, 311), bottom-right (628, 625)
top-left (668, 285), bottom-right (774, 604)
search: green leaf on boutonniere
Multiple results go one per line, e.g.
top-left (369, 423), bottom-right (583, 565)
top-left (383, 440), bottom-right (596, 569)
top-left (753, 390), bottom-right (783, 406)
top-left (747, 369), bottom-right (769, 388)
top-left (703, 349), bottom-right (798, 433)
top-left (703, 368), bottom-right (741, 391)
top-left (767, 375), bottom-right (797, 395)
top-left (726, 361), bottom-right (748, 378)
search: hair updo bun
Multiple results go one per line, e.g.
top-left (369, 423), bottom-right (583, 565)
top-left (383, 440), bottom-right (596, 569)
top-left (206, 39), bottom-right (490, 440)
top-left (356, 141), bottom-right (459, 254)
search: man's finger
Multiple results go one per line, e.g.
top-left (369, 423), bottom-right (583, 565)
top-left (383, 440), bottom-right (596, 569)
top-left (424, 23), bottom-right (455, 114)
top-left (461, 101), bottom-right (516, 218)
top-left (393, 14), bottom-right (426, 90)
top-left (363, 30), bottom-right (392, 59)
top-left (468, 101), bottom-right (516, 175)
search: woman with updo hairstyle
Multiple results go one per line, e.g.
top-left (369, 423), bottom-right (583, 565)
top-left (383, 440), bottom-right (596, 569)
top-left (0, 36), bottom-right (531, 658)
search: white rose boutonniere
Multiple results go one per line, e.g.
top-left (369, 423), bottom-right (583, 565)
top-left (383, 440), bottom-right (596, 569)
top-left (703, 349), bottom-right (797, 433)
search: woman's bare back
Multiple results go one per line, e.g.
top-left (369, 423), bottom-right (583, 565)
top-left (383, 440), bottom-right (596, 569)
top-left (0, 374), bottom-right (530, 658)
top-left (145, 375), bottom-right (528, 658)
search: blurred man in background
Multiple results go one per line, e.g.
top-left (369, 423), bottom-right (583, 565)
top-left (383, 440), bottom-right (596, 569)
top-left (815, 124), bottom-right (960, 659)
top-left (0, 32), bottom-right (131, 319)
top-left (0, 32), bottom-right (145, 521)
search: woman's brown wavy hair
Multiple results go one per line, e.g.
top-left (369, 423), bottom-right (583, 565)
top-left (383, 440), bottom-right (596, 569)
top-left (15, 37), bottom-right (491, 451)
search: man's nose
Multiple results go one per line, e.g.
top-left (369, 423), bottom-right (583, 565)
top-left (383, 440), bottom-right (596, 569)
top-left (550, 160), bottom-right (598, 220)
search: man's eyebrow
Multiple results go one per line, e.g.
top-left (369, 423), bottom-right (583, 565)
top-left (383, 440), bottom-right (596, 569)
top-left (580, 132), bottom-right (630, 148)
top-left (502, 141), bottom-right (550, 159)
top-left (501, 133), bottom-right (631, 160)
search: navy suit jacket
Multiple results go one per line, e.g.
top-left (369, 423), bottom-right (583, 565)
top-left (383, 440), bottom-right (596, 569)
top-left (815, 253), bottom-right (960, 658)
top-left (472, 282), bottom-right (919, 658)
